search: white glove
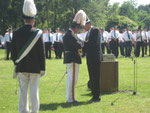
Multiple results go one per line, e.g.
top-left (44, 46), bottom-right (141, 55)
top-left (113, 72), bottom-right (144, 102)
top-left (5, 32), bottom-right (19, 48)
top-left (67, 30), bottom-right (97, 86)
top-left (13, 65), bottom-right (17, 79)
top-left (40, 71), bottom-right (46, 77)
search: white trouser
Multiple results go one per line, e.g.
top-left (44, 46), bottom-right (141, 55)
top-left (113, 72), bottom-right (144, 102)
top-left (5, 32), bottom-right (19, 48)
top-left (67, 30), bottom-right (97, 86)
top-left (66, 63), bottom-right (79, 102)
top-left (18, 73), bottom-right (40, 113)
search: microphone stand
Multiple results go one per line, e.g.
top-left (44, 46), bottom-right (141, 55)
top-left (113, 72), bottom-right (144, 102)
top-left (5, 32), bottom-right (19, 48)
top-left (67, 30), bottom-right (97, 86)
top-left (131, 50), bottom-right (137, 95)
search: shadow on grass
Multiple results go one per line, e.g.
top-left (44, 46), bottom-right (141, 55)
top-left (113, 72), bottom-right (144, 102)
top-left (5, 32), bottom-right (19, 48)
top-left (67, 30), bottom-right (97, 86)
top-left (81, 92), bottom-right (92, 96)
top-left (0, 58), bottom-right (5, 60)
top-left (81, 92), bottom-right (118, 98)
top-left (40, 101), bottom-right (91, 111)
top-left (76, 83), bottom-right (87, 88)
top-left (101, 92), bottom-right (118, 96)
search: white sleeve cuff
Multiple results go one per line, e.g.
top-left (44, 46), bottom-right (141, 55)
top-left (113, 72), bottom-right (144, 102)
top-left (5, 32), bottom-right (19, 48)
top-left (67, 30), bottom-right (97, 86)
top-left (40, 71), bottom-right (46, 77)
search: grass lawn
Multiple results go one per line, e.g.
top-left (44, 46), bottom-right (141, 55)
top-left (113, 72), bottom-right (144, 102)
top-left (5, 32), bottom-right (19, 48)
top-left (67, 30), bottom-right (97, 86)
top-left (0, 49), bottom-right (150, 113)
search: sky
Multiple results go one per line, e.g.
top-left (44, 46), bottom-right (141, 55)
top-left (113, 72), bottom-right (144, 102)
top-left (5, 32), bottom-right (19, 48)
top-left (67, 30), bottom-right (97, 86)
top-left (109, 0), bottom-right (150, 6)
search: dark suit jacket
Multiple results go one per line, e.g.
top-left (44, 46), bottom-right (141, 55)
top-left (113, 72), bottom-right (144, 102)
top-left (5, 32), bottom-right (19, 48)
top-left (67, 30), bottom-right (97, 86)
top-left (83, 27), bottom-right (103, 64)
top-left (11, 24), bottom-right (45, 73)
top-left (63, 29), bottom-right (81, 64)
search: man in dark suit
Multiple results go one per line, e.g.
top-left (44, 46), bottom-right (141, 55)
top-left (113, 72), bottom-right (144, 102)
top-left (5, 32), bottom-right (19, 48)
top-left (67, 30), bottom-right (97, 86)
top-left (11, 0), bottom-right (45, 112)
top-left (83, 17), bottom-right (103, 102)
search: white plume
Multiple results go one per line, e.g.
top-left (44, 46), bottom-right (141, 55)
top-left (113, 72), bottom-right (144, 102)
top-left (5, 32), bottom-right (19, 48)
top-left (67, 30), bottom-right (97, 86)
top-left (23, 0), bottom-right (37, 17)
top-left (73, 10), bottom-right (87, 26)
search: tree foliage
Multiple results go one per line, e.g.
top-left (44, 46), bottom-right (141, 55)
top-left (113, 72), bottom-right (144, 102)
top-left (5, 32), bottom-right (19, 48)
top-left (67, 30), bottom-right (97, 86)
top-left (119, 0), bottom-right (138, 21)
top-left (0, 0), bottom-right (150, 35)
top-left (106, 15), bottom-right (137, 32)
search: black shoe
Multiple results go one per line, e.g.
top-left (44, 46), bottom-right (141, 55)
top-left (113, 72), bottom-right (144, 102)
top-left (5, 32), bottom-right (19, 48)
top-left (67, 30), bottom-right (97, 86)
top-left (73, 100), bottom-right (81, 103)
top-left (88, 98), bottom-right (101, 103)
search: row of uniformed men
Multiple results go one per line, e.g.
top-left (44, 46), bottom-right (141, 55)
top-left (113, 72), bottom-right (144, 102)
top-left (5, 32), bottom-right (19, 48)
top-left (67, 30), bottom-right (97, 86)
top-left (78, 26), bottom-right (150, 57)
top-left (42, 28), bottom-right (65, 59)
top-left (2, 26), bottom-right (150, 60)
top-left (0, 27), bottom-right (65, 60)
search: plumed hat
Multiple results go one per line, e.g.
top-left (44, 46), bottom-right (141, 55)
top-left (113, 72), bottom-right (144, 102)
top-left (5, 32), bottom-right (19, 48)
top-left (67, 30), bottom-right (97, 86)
top-left (85, 16), bottom-right (91, 24)
top-left (23, 0), bottom-right (37, 19)
top-left (72, 10), bottom-right (87, 27)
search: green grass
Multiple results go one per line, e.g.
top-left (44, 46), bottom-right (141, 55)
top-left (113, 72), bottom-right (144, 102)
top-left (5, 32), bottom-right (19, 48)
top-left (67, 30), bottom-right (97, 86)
top-left (0, 49), bottom-right (150, 113)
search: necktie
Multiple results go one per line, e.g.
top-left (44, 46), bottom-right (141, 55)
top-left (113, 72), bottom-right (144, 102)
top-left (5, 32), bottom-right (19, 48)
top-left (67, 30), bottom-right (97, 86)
top-left (145, 32), bottom-right (147, 39)
top-left (114, 31), bottom-right (116, 38)
top-left (140, 32), bottom-right (142, 41)
top-left (56, 33), bottom-right (58, 41)
top-left (85, 31), bottom-right (89, 41)
top-left (48, 34), bottom-right (51, 42)
top-left (9, 34), bottom-right (12, 42)
top-left (127, 31), bottom-right (130, 39)
top-left (102, 33), bottom-right (104, 41)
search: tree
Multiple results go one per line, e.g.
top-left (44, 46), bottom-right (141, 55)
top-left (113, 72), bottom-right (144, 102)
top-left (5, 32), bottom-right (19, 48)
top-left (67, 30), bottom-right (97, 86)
top-left (119, 0), bottom-right (138, 22)
top-left (83, 0), bottom-right (109, 27)
top-left (0, 0), bottom-right (149, 35)
top-left (0, 0), bottom-right (12, 35)
top-left (138, 4), bottom-right (150, 28)
top-left (106, 15), bottom-right (138, 32)
top-left (138, 4), bottom-right (150, 14)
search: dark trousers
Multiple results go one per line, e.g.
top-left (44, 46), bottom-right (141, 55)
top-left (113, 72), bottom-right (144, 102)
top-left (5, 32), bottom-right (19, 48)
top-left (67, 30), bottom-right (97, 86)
top-left (45, 42), bottom-right (52, 59)
top-left (135, 41), bottom-right (144, 57)
top-left (82, 51), bottom-right (86, 57)
top-left (148, 41), bottom-right (150, 56)
top-left (87, 62), bottom-right (100, 99)
top-left (110, 39), bottom-right (119, 58)
top-left (148, 42), bottom-right (150, 56)
top-left (125, 41), bottom-right (132, 57)
top-left (57, 42), bottom-right (63, 59)
top-left (120, 42), bottom-right (125, 56)
top-left (144, 40), bottom-right (147, 55)
top-left (6, 42), bottom-right (11, 60)
top-left (101, 43), bottom-right (106, 54)
top-left (54, 42), bottom-right (63, 59)
top-left (149, 45), bottom-right (150, 56)
top-left (54, 42), bottom-right (59, 58)
top-left (106, 43), bottom-right (111, 54)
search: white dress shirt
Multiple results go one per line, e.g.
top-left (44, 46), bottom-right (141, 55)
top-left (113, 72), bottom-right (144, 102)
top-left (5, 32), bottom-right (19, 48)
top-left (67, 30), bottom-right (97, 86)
top-left (43, 33), bottom-right (51, 42)
top-left (49, 33), bottom-right (53, 42)
top-left (77, 32), bottom-right (87, 41)
top-left (100, 31), bottom-right (108, 43)
top-left (118, 33), bottom-right (125, 42)
top-left (4, 32), bottom-right (13, 42)
top-left (142, 31), bottom-right (148, 41)
top-left (136, 32), bottom-right (143, 42)
top-left (110, 30), bottom-right (119, 39)
top-left (148, 31), bottom-right (150, 41)
top-left (123, 31), bottom-right (133, 41)
top-left (53, 32), bottom-right (62, 43)
top-left (132, 33), bottom-right (137, 41)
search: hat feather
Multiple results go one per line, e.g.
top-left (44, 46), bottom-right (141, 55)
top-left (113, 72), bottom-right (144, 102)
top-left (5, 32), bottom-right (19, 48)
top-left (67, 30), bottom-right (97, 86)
top-left (23, 0), bottom-right (37, 18)
top-left (73, 10), bottom-right (86, 26)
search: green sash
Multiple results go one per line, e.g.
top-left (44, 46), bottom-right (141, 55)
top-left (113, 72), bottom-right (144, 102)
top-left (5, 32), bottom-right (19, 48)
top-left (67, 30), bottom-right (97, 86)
top-left (15, 29), bottom-right (42, 63)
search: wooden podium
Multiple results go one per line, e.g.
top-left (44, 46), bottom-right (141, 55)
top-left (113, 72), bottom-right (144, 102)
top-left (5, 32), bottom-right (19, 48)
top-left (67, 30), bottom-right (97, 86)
top-left (100, 61), bottom-right (118, 92)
